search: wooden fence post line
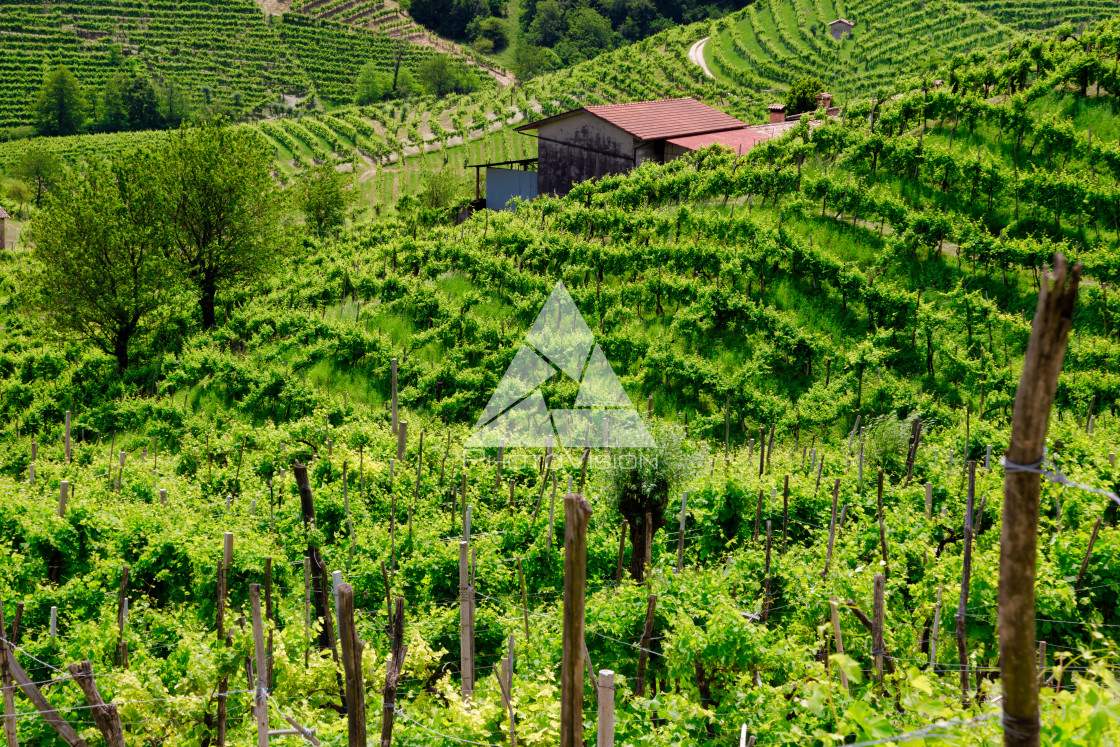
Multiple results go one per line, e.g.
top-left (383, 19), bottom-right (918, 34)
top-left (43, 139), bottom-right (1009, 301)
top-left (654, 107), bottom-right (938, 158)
top-left (459, 541), bottom-right (473, 701)
top-left (1, 597), bottom-right (19, 747)
top-left (380, 597), bottom-right (407, 747)
top-left (64, 411), bottom-right (71, 464)
top-left (762, 521), bottom-right (772, 622)
top-left (821, 479), bottom-right (840, 579)
top-left (249, 584), bottom-right (269, 747)
top-left (517, 557), bottom-right (530, 643)
top-left (303, 556), bottom-right (311, 666)
top-left (829, 597), bottom-right (848, 691)
top-left (781, 475), bottom-right (789, 554)
top-left (872, 573), bottom-right (885, 683)
top-left (634, 594), bottom-right (657, 696)
top-left (1000, 255), bottom-right (1080, 747)
top-left (597, 670), bottom-right (615, 747)
top-left (615, 523), bottom-right (627, 583)
top-left (561, 491), bottom-right (592, 747)
top-left (1075, 517), bottom-right (1102, 589)
top-left (58, 481), bottom-right (68, 518)
top-left (675, 492), bottom-right (687, 574)
top-left (0, 597), bottom-right (87, 747)
top-left (391, 358), bottom-right (399, 435)
top-left (876, 469), bottom-right (888, 575)
top-left (956, 461), bottom-right (976, 707)
top-left (336, 582), bottom-right (366, 747)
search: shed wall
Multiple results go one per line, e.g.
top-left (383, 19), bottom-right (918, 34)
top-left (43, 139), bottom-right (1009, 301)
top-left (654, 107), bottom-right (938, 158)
top-left (535, 113), bottom-right (636, 196)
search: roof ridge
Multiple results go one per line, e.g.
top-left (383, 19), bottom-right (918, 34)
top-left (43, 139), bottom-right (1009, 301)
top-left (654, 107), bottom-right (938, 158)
top-left (584, 97), bottom-right (696, 110)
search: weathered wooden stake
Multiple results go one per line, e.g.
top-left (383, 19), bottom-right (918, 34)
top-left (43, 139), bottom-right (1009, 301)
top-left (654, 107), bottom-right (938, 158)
top-left (829, 597), bottom-right (848, 691)
top-left (930, 585), bottom-right (943, 670)
top-left (876, 469), bottom-right (888, 575)
top-left (781, 475), bottom-right (789, 553)
top-left (675, 492), bottom-right (687, 573)
top-left (1074, 517), bottom-right (1102, 589)
top-left (872, 573), bottom-right (885, 683)
top-left (249, 585), bottom-right (269, 747)
top-left (597, 670), bottom-right (615, 747)
top-left (64, 411), bottom-right (71, 464)
top-left (60, 666), bottom-right (115, 747)
top-left (1, 597), bottom-right (20, 747)
top-left (380, 597), bottom-right (407, 747)
top-left (459, 541), bottom-right (473, 700)
top-left (561, 491), bottom-right (592, 747)
top-left (761, 521), bottom-right (772, 622)
top-left (634, 595), bottom-right (657, 696)
top-left (1, 596), bottom-right (87, 747)
top-left (956, 461), bottom-right (976, 708)
top-left (1000, 255), bottom-right (1080, 747)
top-left (336, 583), bottom-right (366, 747)
top-left (821, 479), bottom-right (839, 578)
top-left (58, 481), bottom-right (68, 518)
top-left (391, 358), bottom-right (399, 435)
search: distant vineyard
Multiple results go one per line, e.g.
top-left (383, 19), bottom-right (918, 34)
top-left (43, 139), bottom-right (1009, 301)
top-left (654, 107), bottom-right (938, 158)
top-left (0, 0), bottom-right (310, 130)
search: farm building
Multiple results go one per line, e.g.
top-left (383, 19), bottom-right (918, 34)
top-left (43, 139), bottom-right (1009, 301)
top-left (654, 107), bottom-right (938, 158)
top-left (827, 18), bottom-right (854, 39)
top-left (469, 97), bottom-right (838, 209)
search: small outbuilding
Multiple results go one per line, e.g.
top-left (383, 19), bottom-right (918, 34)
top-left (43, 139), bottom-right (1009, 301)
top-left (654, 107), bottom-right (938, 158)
top-left (516, 97), bottom-right (748, 197)
top-left (827, 18), bottom-right (854, 39)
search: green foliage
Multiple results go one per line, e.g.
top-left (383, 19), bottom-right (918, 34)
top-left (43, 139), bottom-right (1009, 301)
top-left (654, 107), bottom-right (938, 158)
top-left (353, 61), bottom-right (393, 105)
top-left (786, 75), bottom-right (824, 115)
top-left (298, 163), bottom-right (351, 238)
top-left (32, 66), bottom-right (85, 136)
top-left (25, 152), bottom-right (169, 371)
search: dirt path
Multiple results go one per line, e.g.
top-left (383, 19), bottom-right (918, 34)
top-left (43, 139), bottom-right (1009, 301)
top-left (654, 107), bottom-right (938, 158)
top-left (689, 37), bottom-right (715, 80)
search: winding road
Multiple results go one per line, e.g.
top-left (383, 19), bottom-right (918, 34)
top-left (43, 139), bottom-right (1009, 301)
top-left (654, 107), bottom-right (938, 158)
top-left (689, 37), bottom-right (715, 79)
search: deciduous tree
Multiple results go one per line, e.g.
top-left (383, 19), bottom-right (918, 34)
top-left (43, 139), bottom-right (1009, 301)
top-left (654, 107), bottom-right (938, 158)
top-left (26, 153), bottom-right (167, 371)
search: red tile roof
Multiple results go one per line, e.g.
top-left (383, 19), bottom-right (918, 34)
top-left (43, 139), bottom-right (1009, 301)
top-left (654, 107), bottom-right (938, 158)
top-left (829, 18), bottom-right (853, 26)
top-left (667, 119), bottom-right (820, 154)
top-left (519, 97), bottom-right (747, 142)
top-left (0, 207), bottom-right (9, 220)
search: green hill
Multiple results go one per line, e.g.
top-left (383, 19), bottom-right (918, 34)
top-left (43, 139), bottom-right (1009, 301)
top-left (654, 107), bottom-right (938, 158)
top-left (0, 20), bottom-right (1119, 745)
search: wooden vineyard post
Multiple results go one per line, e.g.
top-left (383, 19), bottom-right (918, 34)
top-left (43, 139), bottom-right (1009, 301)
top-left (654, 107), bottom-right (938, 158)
top-left (634, 594), bottom-right (657, 696)
top-left (116, 566), bottom-right (129, 669)
top-left (517, 557), bottom-right (530, 643)
top-left (58, 481), bottom-right (68, 518)
top-left (303, 557), bottom-right (311, 667)
top-left (615, 523), bottom-right (627, 583)
top-left (249, 585), bottom-right (269, 747)
top-left (597, 670), bottom-right (615, 747)
top-left (1, 599), bottom-right (87, 747)
top-left (872, 574), bottom-right (886, 683)
top-left (829, 597), bottom-right (848, 691)
top-left (64, 411), bottom-right (71, 464)
top-left (397, 421), bottom-right (408, 462)
top-left (1075, 517), bottom-right (1102, 589)
top-left (459, 541), bottom-right (473, 701)
top-left (1000, 255), bottom-right (1080, 747)
top-left (781, 475), bottom-right (789, 554)
top-left (675, 492), bottom-right (687, 574)
top-left (498, 636), bottom-right (516, 747)
top-left (560, 490), bottom-right (592, 747)
top-left (1, 597), bottom-right (18, 747)
top-left (761, 521), bottom-right (772, 622)
top-left (380, 597), bottom-right (407, 747)
top-left (391, 357), bottom-right (399, 435)
top-left (216, 533), bottom-right (233, 747)
top-left (547, 473), bottom-right (557, 553)
top-left (956, 461), bottom-right (976, 708)
top-left (70, 662), bottom-right (125, 746)
top-left (336, 583), bottom-right (366, 747)
top-left (876, 470), bottom-right (889, 575)
top-left (753, 488), bottom-right (763, 543)
top-left (821, 479), bottom-right (840, 579)
top-left (930, 585), bottom-right (943, 670)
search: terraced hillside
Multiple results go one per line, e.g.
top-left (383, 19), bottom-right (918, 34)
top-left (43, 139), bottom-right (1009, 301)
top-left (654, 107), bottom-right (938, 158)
top-left (705, 0), bottom-right (1017, 103)
top-left (0, 0), bottom-right (310, 130)
top-left (965, 0), bottom-right (1120, 30)
top-left (1, 21), bottom-right (1120, 746)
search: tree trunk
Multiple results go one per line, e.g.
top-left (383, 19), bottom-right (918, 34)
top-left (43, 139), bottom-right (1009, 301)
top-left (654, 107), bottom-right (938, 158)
top-left (200, 278), bottom-right (218, 330)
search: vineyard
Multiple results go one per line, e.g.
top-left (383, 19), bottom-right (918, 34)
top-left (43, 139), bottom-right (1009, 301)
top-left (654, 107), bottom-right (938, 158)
top-left (0, 0), bottom-right (310, 131)
top-left (1, 17), bottom-right (1120, 747)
